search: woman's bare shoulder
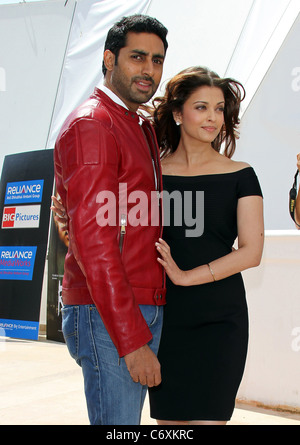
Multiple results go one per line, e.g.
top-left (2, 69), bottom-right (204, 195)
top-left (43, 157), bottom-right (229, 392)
top-left (223, 159), bottom-right (251, 173)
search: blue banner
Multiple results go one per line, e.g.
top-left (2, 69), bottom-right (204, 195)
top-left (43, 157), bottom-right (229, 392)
top-left (0, 318), bottom-right (39, 340)
top-left (0, 246), bottom-right (37, 281)
top-left (4, 179), bottom-right (44, 205)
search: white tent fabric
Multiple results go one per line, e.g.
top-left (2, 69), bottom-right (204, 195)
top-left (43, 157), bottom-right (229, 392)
top-left (145, 0), bottom-right (254, 85)
top-left (0, 0), bottom-right (75, 167)
top-left (225, 0), bottom-right (300, 113)
top-left (1, 0), bottom-right (300, 228)
top-left (46, 0), bottom-right (151, 149)
top-left (236, 11), bottom-right (300, 230)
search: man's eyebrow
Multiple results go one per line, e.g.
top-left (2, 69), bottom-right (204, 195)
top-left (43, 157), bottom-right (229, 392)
top-left (130, 49), bottom-right (165, 59)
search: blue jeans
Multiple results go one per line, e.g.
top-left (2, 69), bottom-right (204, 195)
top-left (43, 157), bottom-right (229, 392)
top-left (61, 304), bottom-right (163, 425)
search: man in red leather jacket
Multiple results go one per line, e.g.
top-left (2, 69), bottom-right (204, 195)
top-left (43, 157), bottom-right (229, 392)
top-left (54, 15), bottom-right (168, 425)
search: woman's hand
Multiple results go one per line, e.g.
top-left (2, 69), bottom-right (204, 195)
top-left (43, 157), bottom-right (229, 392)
top-left (156, 238), bottom-right (188, 286)
top-left (297, 153), bottom-right (300, 173)
top-left (51, 195), bottom-right (68, 231)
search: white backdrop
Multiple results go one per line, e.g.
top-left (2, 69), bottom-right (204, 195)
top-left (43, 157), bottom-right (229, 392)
top-left (236, 11), bottom-right (300, 230)
top-left (0, 0), bottom-right (76, 168)
top-left (225, 0), bottom-right (300, 112)
top-left (1, 0), bottom-right (296, 230)
top-left (46, 0), bottom-right (151, 148)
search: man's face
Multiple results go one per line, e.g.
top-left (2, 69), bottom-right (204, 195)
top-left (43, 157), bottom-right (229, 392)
top-left (107, 32), bottom-right (165, 111)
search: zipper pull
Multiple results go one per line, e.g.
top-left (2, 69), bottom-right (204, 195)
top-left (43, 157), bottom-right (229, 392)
top-left (120, 214), bottom-right (126, 234)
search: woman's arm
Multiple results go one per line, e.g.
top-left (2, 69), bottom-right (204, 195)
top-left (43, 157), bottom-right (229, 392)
top-left (51, 195), bottom-right (69, 230)
top-left (156, 195), bottom-right (264, 286)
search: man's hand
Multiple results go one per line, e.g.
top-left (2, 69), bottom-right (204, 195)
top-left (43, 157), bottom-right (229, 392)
top-left (124, 344), bottom-right (161, 387)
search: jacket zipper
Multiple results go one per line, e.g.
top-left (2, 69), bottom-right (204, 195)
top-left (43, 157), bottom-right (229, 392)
top-left (140, 126), bottom-right (160, 201)
top-left (140, 125), bottom-right (165, 290)
top-left (119, 214), bottom-right (126, 253)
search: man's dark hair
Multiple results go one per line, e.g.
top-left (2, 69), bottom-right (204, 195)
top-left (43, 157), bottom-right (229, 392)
top-left (102, 14), bottom-right (168, 76)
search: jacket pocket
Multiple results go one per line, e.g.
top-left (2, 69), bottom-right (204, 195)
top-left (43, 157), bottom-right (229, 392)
top-left (119, 214), bottom-right (127, 253)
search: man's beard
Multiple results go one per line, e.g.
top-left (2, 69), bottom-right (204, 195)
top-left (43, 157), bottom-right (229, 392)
top-left (111, 69), bottom-right (158, 106)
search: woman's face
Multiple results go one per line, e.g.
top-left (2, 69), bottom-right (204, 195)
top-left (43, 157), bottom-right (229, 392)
top-left (175, 86), bottom-right (225, 145)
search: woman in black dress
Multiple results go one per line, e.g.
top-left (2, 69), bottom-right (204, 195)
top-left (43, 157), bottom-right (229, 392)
top-left (148, 67), bottom-right (264, 425)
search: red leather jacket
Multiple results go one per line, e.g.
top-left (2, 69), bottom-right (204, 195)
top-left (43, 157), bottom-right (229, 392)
top-left (54, 88), bottom-right (166, 357)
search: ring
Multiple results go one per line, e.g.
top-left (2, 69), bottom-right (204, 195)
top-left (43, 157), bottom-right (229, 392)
top-left (61, 211), bottom-right (65, 217)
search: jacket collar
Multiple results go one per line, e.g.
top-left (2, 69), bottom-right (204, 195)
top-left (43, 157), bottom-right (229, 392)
top-left (98, 84), bottom-right (129, 110)
top-left (93, 86), bottom-right (144, 125)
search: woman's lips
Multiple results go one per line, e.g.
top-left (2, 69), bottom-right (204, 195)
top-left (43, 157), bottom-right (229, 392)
top-left (202, 126), bottom-right (217, 132)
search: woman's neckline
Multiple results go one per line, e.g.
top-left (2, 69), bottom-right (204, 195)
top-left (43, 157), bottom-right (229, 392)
top-left (162, 166), bottom-right (252, 179)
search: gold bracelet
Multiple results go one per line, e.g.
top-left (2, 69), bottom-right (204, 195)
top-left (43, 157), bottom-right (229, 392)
top-left (207, 263), bottom-right (216, 282)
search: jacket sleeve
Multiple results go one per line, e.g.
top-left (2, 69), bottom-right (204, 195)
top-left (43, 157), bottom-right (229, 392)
top-left (54, 116), bottom-right (153, 357)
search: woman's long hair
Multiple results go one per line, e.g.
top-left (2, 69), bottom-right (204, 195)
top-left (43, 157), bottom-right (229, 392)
top-left (152, 66), bottom-right (245, 159)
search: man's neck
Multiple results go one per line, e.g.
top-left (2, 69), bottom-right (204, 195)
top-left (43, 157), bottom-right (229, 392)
top-left (99, 83), bottom-right (130, 110)
top-left (102, 79), bottom-right (139, 113)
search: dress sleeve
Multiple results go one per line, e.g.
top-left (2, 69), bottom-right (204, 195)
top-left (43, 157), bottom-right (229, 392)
top-left (237, 167), bottom-right (263, 199)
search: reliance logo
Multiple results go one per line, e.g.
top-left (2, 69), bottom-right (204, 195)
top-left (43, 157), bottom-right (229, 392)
top-left (4, 180), bottom-right (44, 205)
top-left (0, 246), bottom-right (37, 281)
top-left (0, 249), bottom-right (34, 260)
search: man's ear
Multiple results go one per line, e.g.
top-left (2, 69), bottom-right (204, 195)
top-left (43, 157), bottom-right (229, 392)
top-left (103, 50), bottom-right (115, 73)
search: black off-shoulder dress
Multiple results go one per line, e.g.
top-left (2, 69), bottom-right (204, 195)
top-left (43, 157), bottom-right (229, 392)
top-left (149, 167), bottom-right (263, 421)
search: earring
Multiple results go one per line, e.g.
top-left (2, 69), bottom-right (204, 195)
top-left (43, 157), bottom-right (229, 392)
top-left (176, 121), bottom-right (181, 126)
